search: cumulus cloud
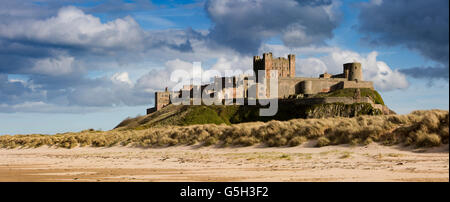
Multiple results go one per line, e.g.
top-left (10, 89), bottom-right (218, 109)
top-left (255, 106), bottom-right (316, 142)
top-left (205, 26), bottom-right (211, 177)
top-left (135, 54), bottom-right (254, 94)
top-left (0, 69), bottom-right (154, 112)
top-left (31, 55), bottom-right (77, 76)
top-left (210, 56), bottom-right (253, 74)
top-left (135, 59), bottom-right (194, 92)
top-left (296, 58), bottom-right (328, 77)
top-left (0, 4), bottom-right (233, 113)
top-left (205, 0), bottom-right (341, 54)
top-left (0, 4), bottom-right (203, 113)
top-left (48, 73), bottom-right (151, 107)
top-left (0, 7), bottom-right (143, 50)
top-left (0, 74), bottom-right (45, 105)
top-left (0, 6), bottom-right (193, 54)
top-left (111, 72), bottom-right (132, 85)
top-left (358, 0), bottom-right (449, 79)
top-left (294, 49), bottom-right (409, 91)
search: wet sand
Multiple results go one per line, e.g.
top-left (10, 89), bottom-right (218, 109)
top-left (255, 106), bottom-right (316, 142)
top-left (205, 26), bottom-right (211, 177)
top-left (0, 142), bottom-right (448, 182)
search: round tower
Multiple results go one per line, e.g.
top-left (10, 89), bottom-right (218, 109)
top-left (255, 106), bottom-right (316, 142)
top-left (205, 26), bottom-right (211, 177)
top-left (344, 62), bottom-right (363, 81)
top-left (302, 80), bottom-right (312, 95)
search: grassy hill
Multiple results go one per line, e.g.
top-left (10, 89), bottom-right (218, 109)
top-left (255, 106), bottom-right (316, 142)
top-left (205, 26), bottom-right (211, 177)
top-left (115, 89), bottom-right (386, 130)
top-left (312, 88), bottom-right (385, 105)
top-left (115, 102), bottom-right (383, 130)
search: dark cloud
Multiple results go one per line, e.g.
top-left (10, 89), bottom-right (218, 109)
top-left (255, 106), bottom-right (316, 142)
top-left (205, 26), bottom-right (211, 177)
top-left (0, 74), bottom-right (30, 96)
top-left (399, 66), bottom-right (449, 80)
top-left (167, 39), bottom-right (193, 52)
top-left (358, 0), bottom-right (449, 71)
top-left (0, 0), bottom-right (56, 21)
top-left (0, 74), bottom-right (45, 105)
top-left (205, 0), bottom-right (340, 54)
top-left (294, 0), bottom-right (333, 6)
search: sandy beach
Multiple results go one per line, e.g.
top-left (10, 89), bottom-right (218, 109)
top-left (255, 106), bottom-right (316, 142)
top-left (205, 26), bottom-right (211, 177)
top-left (0, 142), bottom-right (448, 182)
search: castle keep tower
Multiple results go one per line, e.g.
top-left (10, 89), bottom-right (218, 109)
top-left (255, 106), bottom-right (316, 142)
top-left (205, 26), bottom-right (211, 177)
top-left (253, 52), bottom-right (296, 80)
top-left (344, 62), bottom-right (363, 81)
top-left (155, 87), bottom-right (170, 110)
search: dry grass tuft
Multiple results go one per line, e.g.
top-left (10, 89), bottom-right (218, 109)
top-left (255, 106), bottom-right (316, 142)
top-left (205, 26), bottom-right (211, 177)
top-left (1, 110), bottom-right (448, 149)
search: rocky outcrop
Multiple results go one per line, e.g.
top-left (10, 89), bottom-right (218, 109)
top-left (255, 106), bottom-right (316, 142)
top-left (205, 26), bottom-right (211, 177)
top-left (305, 103), bottom-right (382, 118)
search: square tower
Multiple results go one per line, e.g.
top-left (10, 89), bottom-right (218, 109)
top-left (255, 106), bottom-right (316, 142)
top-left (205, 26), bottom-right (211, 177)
top-left (155, 87), bottom-right (170, 110)
top-left (253, 52), bottom-right (296, 80)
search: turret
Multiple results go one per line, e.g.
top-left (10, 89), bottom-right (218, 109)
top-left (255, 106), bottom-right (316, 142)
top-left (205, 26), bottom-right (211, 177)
top-left (263, 52), bottom-right (273, 79)
top-left (344, 62), bottom-right (363, 81)
top-left (253, 56), bottom-right (260, 65)
top-left (301, 80), bottom-right (312, 95)
top-left (288, 54), bottom-right (295, 77)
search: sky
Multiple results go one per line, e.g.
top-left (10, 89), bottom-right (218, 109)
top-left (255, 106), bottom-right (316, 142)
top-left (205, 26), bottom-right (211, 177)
top-left (0, 0), bottom-right (448, 135)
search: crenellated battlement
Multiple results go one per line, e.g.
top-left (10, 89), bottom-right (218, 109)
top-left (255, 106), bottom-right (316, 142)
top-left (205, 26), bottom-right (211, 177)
top-left (253, 52), bottom-right (295, 80)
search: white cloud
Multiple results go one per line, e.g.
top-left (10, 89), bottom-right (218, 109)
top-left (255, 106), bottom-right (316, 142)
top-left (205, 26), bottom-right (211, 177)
top-left (111, 72), bottom-right (132, 86)
top-left (135, 59), bottom-right (193, 92)
top-left (301, 50), bottom-right (409, 91)
top-left (134, 55), bottom-right (254, 93)
top-left (0, 6), bottom-right (145, 51)
top-left (259, 44), bottom-right (409, 91)
top-left (210, 56), bottom-right (252, 74)
top-left (31, 55), bottom-right (76, 76)
top-left (297, 57), bottom-right (328, 77)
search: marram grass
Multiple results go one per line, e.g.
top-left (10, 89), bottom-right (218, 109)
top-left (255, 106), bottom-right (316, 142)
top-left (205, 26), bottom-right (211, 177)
top-left (0, 110), bottom-right (448, 149)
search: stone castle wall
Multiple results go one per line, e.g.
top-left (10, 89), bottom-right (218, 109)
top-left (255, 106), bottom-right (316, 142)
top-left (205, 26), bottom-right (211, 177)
top-left (340, 80), bottom-right (373, 89)
top-left (155, 90), bottom-right (170, 110)
top-left (291, 97), bottom-right (373, 105)
top-left (277, 77), bottom-right (343, 98)
top-left (276, 78), bottom-right (374, 98)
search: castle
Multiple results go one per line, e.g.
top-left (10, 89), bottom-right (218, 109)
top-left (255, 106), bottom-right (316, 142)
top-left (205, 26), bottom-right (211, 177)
top-left (147, 52), bottom-right (384, 114)
top-left (254, 53), bottom-right (373, 98)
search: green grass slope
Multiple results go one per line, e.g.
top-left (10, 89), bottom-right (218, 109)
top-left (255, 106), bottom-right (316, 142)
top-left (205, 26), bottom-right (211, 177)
top-left (313, 88), bottom-right (385, 105)
top-left (116, 101), bottom-right (382, 130)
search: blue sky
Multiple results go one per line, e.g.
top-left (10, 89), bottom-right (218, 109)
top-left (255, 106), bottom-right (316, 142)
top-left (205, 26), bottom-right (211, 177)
top-left (0, 0), bottom-right (448, 135)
